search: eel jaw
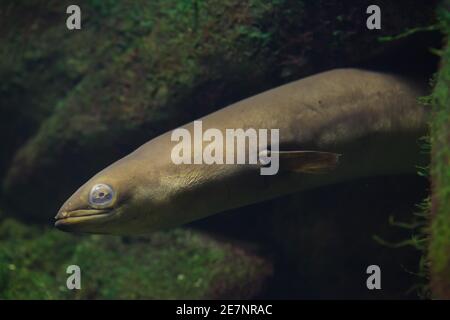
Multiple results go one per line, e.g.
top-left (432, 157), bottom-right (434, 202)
top-left (54, 209), bottom-right (113, 232)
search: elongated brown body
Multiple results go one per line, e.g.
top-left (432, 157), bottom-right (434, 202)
top-left (55, 69), bottom-right (429, 235)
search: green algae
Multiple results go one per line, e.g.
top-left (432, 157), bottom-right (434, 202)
top-left (428, 2), bottom-right (450, 299)
top-left (0, 219), bottom-right (272, 299)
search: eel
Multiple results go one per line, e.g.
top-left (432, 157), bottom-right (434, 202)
top-left (54, 68), bottom-right (429, 235)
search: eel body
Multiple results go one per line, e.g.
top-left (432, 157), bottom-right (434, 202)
top-left (55, 69), bottom-right (428, 235)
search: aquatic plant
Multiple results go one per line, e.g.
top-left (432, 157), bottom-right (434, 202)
top-left (428, 1), bottom-right (450, 299)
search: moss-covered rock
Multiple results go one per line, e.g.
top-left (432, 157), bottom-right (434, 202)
top-left (0, 218), bottom-right (272, 299)
top-left (429, 2), bottom-right (450, 299)
top-left (0, 0), bottom-right (158, 181)
top-left (1, 0), bottom-right (438, 221)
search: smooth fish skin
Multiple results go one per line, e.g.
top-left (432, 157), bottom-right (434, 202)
top-left (55, 69), bottom-right (429, 235)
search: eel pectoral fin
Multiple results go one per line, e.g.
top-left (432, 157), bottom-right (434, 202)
top-left (266, 150), bottom-right (341, 173)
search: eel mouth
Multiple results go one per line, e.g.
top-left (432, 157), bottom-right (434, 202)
top-left (54, 209), bottom-right (113, 231)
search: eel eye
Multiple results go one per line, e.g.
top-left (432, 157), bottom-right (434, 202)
top-left (89, 184), bottom-right (115, 208)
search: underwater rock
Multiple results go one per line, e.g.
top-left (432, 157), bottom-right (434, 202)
top-left (0, 218), bottom-right (272, 299)
top-left (1, 0), bottom-right (437, 221)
